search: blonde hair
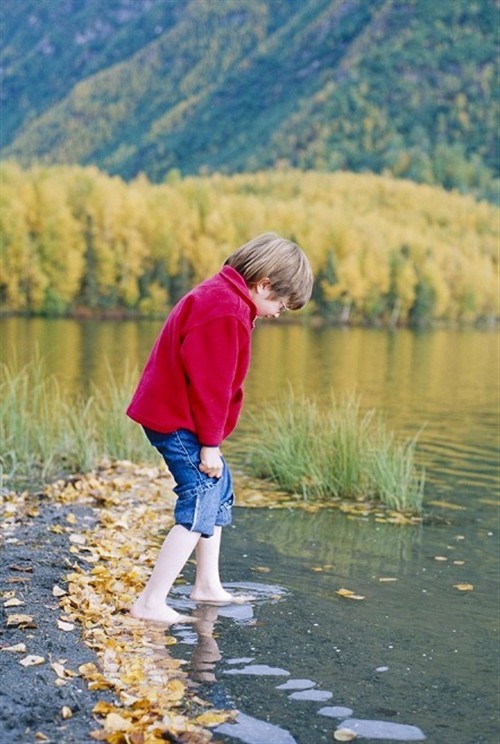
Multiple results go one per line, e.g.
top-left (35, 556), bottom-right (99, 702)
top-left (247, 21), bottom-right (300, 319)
top-left (224, 232), bottom-right (314, 310)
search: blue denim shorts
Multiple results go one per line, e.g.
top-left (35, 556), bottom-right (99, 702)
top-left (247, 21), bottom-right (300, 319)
top-left (143, 428), bottom-right (234, 538)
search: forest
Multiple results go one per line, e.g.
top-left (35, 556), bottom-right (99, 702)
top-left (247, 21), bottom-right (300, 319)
top-left (2, 0), bottom-right (498, 201)
top-left (1, 162), bottom-right (497, 325)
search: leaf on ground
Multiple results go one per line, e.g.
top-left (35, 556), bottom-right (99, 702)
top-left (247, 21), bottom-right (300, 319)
top-left (103, 712), bottom-right (133, 733)
top-left (92, 701), bottom-right (117, 716)
top-left (251, 566), bottom-right (270, 573)
top-left (40, 464), bottom-right (223, 742)
top-left (378, 577), bottom-right (398, 582)
top-left (191, 710), bottom-right (235, 727)
top-left (6, 613), bottom-right (36, 628)
top-left (336, 588), bottom-right (366, 600)
top-left (1, 643), bottom-right (27, 653)
top-left (57, 619), bottom-right (75, 631)
top-left (453, 583), bottom-right (474, 591)
top-left (3, 597), bottom-right (24, 607)
top-left (69, 533), bottom-right (87, 545)
top-left (61, 706), bottom-right (73, 719)
top-left (334, 729), bottom-right (358, 741)
top-left (20, 655), bottom-right (45, 667)
top-left (51, 662), bottom-right (77, 679)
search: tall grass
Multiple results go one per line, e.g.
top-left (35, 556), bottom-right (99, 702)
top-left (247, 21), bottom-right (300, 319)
top-left (1, 361), bottom-right (425, 513)
top-left (0, 359), bottom-right (153, 488)
top-left (242, 393), bottom-right (425, 513)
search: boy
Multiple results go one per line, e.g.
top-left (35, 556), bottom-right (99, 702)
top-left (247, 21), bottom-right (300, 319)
top-left (127, 232), bottom-right (313, 624)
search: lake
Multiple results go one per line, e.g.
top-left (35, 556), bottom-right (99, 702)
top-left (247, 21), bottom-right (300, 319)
top-left (1, 317), bottom-right (499, 743)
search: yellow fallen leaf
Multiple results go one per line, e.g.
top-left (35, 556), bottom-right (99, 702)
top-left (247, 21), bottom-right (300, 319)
top-left (6, 614), bottom-right (36, 628)
top-left (92, 701), bottom-right (116, 716)
top-left (66, 513), bottom-right (78, 524)
top-left (4, 597), bottom-right (25, 608)
top-left (103, 712), bottom-right (132, 733)
top-left (69, 533), bottom-right (86, 545)
top-left (378, 577), bottom-right (398, 582)
top-left (334, 729), bottom-right (358, 741)
top-left (52, 584), bottom-right (67, 597)
top-left (434, 556), bottom-right (448, 561)
top-left (57, 619), bottom-right (75, 632)
top-left (61, 706), bottom-right (73, 719)
top-left (454, 583), bottom-right (474, 591)
top-left (251, 566), bottom-right (270, 573)
top-left (79, 662), bottom-right (98, 676)
top-left (336, 588), bottom-right (366, 600)
top-left (51, 662), bottom-right (66, 678)
top-left (2, 643), bottom-right (27, 653)
top-left (50, 662), bottom-right (76, 679)
top-left (192, 710), bottom-right (232, 727)
top-left (119, 692), bottom-right (140, 707)
top-left (163, 678), bottom-right (185, 702)
top-left (35, 734), bottom-right (49, 742)
top-left (49, 524), bottom-right (65, 534)
top-left (20, 655), bottom-right (45, 667)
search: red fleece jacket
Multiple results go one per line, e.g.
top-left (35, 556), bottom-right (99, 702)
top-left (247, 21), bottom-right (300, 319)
top-left (126, 266), bottom-right (256, 446)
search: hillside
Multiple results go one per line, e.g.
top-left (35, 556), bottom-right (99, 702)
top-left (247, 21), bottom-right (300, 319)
top-left (1, 0), bottom-right (498, 199)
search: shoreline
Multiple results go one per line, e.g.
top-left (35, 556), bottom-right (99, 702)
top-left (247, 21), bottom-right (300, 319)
top-left (1, 309), bottom-right (497, 330)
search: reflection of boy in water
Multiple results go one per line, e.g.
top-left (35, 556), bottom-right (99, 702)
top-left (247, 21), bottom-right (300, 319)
top-left (127, 234), bottom-right (313, 625)
top-left (191, 604), bottom-right (222, 683)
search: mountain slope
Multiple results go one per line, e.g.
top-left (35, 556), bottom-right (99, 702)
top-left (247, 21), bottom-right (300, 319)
top-left (2, 0), bottom-right (498, 197)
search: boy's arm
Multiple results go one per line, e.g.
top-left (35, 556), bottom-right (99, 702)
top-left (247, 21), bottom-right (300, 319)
top-left (180, 316), bottom-right (246, 447)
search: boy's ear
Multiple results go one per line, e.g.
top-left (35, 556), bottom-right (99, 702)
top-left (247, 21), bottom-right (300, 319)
top-left (257, 278), bottom-right (272, 292)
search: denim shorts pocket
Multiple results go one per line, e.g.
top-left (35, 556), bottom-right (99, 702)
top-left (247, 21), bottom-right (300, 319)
top-left (216, 489), bottom-right (234, 527)
top-left (144, 427), bottom-right (233, 538)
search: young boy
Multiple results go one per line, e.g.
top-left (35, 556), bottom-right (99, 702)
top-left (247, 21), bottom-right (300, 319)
top-left (127, 232), bottom-right (314, 624)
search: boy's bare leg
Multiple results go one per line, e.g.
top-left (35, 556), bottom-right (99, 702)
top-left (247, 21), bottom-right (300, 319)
top-left (131, 524), bottom-right (200, 624)
top-left (191, 526), bottom-right (254, 603)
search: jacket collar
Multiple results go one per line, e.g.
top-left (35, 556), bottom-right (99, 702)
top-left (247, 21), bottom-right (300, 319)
top-left (220, 265), bottom-right (257, 322)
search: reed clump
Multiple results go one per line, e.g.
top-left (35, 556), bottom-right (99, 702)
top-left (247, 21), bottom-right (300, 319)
top-left (1, 361), bottom-right (424, 513)
top-left (243, 394), bottom-right (425, 513)
top-left (0, 360), bottom-right (153, 487)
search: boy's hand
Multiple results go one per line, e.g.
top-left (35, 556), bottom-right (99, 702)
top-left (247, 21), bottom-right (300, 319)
top-left (199, 446), bottom-right (223, 478)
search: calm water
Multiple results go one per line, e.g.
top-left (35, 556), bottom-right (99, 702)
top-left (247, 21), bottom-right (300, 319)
top-left (1, 317), bottom-right (499, 743)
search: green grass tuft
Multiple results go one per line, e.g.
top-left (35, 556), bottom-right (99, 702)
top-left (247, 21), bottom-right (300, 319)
top-left (1, 361), bottom-right (425, 514)
top-left (0, 359), bottom-right (153, 488)
top-left (242, 393), bottom-right (425, 513)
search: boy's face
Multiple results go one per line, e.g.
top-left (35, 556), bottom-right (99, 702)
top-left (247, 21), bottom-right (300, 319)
top-left (249, 279), bottom-right (288, 319)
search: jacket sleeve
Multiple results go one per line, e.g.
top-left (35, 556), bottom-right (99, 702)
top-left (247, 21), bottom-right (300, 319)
top-left (180, 316), bottom-right (244, 446)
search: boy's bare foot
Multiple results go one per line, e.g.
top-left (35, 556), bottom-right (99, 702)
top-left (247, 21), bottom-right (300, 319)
top-left (190, 588), bottom-right (255, 604)
top-left (130, 597), bottom-right (196, 625)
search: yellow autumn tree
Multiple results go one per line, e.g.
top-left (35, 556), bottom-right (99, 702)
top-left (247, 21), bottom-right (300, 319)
top-left (1, 162), bottom-right (497, 324)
